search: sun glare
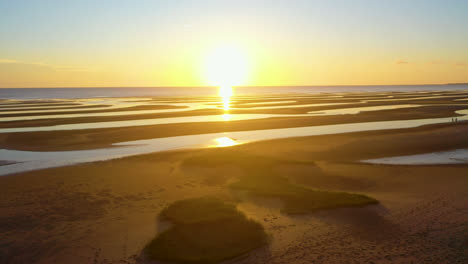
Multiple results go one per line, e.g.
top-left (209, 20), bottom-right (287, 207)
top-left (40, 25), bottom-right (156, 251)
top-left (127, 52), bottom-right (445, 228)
top-left (204, 44), bottom-right (250, 88)
top-left (204, 44), bottom-right (249, 111)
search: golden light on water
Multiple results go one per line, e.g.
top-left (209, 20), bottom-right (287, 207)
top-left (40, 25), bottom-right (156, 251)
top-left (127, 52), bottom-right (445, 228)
top-left (221, 113), bottom-right (232, 121)
top-left (203, 43), bottom-right (249, 112)
top-left (219, 86), bottom-right (233, 110)
top-left (214, 137), bottom-right (238, 147)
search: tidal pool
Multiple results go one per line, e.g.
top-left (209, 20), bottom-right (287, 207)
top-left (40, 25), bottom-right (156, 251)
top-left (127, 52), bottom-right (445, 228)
top-left (307, 104), bottom-right (421, 115)
top-left (0, 113), bottom-right (281, 133)
top-left (0, 101), bottom-right (352, 122)
top-left (363, 149), bottom-right (468, 165)
top-left (0, 109), bottom-right (467, 176)
top-left (0, 104), bottom-right (422, 133)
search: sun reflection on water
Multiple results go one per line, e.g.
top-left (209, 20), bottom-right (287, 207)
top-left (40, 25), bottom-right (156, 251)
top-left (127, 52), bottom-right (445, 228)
top-left (219, 86), bottom-right (233, 111)
top-left (221, 114), bottom-right (232, 121)
top-left (214, 137), bottom-right (238, 147)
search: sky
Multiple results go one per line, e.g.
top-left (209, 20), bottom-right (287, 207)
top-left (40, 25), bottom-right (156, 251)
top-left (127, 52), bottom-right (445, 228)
top-left (0, 0), bottom-right (467, 88)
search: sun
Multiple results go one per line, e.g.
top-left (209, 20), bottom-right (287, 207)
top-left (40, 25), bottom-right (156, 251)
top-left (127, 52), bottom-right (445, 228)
top-left (203, 44), bottom-right (250, 88)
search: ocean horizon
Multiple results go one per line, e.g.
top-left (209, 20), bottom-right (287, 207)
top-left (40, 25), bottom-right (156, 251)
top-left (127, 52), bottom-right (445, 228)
top-left (1, 84), bottom-right (468, 99)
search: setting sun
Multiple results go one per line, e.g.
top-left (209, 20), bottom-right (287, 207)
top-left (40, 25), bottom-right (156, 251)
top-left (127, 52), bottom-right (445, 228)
top-left (203, 44), bottom-right (250, 87)
top-left (2, 2), bottom-right (468, 264)
top-left (203, 44), bottom-right (247, 111)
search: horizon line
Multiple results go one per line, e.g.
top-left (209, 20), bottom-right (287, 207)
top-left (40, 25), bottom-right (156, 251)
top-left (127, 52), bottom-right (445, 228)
top-left (1, 83), bottom-right (467, 89)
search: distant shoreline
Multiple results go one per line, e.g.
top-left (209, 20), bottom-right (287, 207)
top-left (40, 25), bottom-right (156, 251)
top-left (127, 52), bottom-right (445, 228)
top-left (1, 83), bottom-right (468, 89)
top-left (1, 85), bottom-right (468, 100)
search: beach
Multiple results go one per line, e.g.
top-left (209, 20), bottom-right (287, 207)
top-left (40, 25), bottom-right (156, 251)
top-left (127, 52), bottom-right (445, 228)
top-left (1, 88), bottom-right (467, 263)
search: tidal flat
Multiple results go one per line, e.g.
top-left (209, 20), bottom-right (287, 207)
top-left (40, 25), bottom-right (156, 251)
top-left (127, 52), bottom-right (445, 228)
top-left (0, 90), bottom-right (467, 263)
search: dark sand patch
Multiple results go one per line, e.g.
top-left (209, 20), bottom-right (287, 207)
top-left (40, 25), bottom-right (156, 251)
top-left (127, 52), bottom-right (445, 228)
top-left (145, 196), bottom-right (267, 263)
top-left (184, 152), bottom-right (377, 214)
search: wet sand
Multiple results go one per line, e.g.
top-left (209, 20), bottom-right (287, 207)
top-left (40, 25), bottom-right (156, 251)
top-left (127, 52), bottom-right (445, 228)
top-left (1, 125), bottom-right (467, 263)
top-left (1, 104), bottom-right (468, 151)
top-left (1, 91), bottom-right (467, 263)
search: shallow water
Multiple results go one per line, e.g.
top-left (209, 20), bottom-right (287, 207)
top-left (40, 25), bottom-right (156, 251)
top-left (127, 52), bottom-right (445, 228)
top-left (0, 104), bottom-right (132, 115)
top-left (1, 90), bottom-right (468, 175)
top-left (364, 94), bottom-right (468, 102)
top-left (232, 102), bottom-right (351, 110)
top-left (242, 100), bottom-right (297, 105)
top-left (2, 85), bottom-right (468, 99)
top-left (1, 109), bottom-right (467, 175)
top-left (0, 104), bottom-right (423, 133)
top-left (0, 101), bottom-right (354, 122)
top-left (0, 113), bottom-right (280, 133)
top-left (0, 104), bottom-right (86, 111)
top-left (363, 149), bottom-right (468, 165)
top-left (0, 100), bottom-right (206, 119)
top-left (307, 104), bottom-right (421, 115)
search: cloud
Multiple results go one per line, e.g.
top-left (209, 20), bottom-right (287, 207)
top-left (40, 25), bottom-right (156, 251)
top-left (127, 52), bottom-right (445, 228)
top-left (396, 59), bottom-right (409, 65)
top-left (455, 62), bottom-right (467, 67)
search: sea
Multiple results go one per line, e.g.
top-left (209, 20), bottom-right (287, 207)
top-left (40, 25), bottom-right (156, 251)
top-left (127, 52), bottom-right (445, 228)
top-left (0, 85), bottom-right (467, 100)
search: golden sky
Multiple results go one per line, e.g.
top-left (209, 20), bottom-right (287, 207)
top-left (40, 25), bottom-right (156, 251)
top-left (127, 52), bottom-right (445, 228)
top-left (1, 1), bottom-right (467, 88)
